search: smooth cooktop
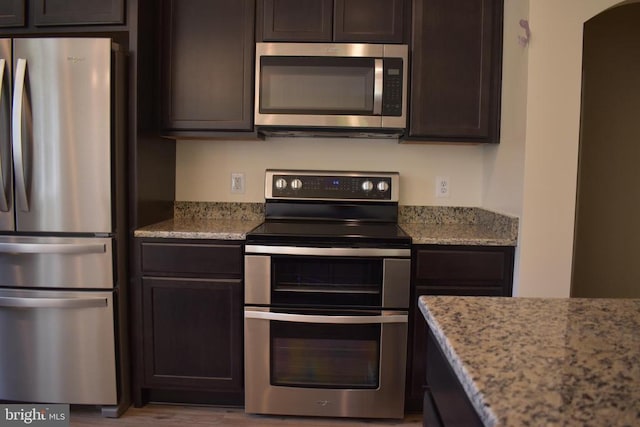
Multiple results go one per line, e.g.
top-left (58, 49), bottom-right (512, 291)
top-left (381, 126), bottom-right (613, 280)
top-left (246, 220), bottom-right (411, 246)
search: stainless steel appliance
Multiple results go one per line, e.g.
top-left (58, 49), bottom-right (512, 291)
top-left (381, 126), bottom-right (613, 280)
top-left (255, 43), bottom-right (408, 138)
top-left (0, 38), bottom-right (128, 417)
top-left (244, 170), bottom-right (411, 419)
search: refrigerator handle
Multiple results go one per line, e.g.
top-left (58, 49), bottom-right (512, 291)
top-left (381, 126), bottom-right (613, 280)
top-left (0, 58), bottom-right (8, 212)
top-left (0, 296), bottom-right (108, 309)
top-left (11, 58), bottom-right (29, 212)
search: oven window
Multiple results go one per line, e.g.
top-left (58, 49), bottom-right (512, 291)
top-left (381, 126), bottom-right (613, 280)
top-left (271, 256), bottom-right (383, 307)
top-left (260, 56), bottom-right (375, 115)
top-left (271, 320), bottom-right (380, 389)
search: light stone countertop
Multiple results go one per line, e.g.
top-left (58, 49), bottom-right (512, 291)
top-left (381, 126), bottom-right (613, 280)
top-left (134, 203), bottom-right (518, 245)
top-left (419, 295), bottom-right (640, 427)
top-left (399, 222), bottom-right (516, 246)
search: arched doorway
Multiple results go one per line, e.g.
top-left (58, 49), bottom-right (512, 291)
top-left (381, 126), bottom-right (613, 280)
top-left (571, 2), bottom-right (640, 297)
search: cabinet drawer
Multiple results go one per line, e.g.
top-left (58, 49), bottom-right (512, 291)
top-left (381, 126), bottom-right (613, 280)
top-left (415, 248), bottom-right (506, 282)
top-left (140, 242), bottom-right (242, 277)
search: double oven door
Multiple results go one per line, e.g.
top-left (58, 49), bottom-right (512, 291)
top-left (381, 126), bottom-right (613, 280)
top-left (244, 244), bottom-right (410, 419)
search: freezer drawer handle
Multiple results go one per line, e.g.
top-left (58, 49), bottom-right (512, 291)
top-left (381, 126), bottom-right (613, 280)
top-left (0, 58), bottom-right (8, 212)
top-left (11, 58), bottom-right (29, 212)
top-left (244, 310), bottom-right (407, 324)
top-left (0, 242), bottom-right (106, 254)
top-left (0, 296), bottom-right (108, 309)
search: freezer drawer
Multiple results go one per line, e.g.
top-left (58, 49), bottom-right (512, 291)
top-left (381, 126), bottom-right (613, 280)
top-left (0, 288), bottom-right (117, 405)
top-left (0, 236), bottom-right (113, 289)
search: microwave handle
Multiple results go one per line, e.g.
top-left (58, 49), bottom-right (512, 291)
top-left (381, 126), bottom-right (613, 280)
top-left (373, 58), bottom-right (383, 115)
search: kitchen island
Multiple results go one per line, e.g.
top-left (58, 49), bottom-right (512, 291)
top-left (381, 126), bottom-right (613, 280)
top-left (419, 295), bottom-right (640, 426)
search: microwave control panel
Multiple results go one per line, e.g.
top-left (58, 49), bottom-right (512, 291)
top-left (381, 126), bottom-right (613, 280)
top-left (382, 58), bottom-right (404, 117)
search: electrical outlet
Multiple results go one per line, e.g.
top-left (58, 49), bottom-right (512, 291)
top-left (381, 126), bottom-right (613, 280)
top-left (231, 172), bottom-right (245, 194)
top-left (435, 176), bottom-right (450, 198)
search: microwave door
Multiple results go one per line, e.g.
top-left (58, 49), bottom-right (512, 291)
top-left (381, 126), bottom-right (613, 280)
top-left (0, 39), bottom-right (13, 232)
top-left (256, 55), bottom-right (384, 128)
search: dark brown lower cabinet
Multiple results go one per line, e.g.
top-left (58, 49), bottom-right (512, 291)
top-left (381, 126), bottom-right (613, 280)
top-left (405, 245), bottom-right (514, 412)
top-left (133, 238), bottom-right (244, 406)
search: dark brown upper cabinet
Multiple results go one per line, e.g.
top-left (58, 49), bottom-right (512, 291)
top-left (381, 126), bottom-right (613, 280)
top-left (334, 0), bottom-right (404, 43)
top-left (160, 0), bottom-right (255, 135)
top-left (1, 0), bottom-right (125, 28)
top-left (258, 0), bottom-right (405, 43)
top-left (0, 0), bottom-right (25, 27)
top-left (32, 0), bottom-right (125, 26)
top-left (260, 0), bottom-right (333, 41)
top-left (406, 0), bottom-right (503, 143)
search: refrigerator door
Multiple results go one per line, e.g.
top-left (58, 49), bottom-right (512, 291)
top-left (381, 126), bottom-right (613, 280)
top-left (0, 288), bottom-right (117, 405)
top-left (0, 38), bottom-right (12, 231)
top-left (12, 38), bottom-right (112, 233)
top-left (0, 235), bottom-right (114, 289)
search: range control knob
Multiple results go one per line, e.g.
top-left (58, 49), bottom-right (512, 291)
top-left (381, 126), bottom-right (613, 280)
top-left (291, 178), bottom-right (303, 190)
top-left (362, 180), bottom-right (374, 192)
top-left (377, 181), bottom-right (389, 192)
top-left (275, 178), bottom-right (287, 190)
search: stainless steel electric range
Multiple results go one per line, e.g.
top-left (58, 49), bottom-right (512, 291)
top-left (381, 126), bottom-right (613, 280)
top-left (244, 170), bottom-right (411, 419)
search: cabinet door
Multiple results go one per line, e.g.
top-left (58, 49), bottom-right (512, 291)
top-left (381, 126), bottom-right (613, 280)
top-left (32, 0), bottom-right (125, 26)
top-left (334, 0), bottom-right (404, 43)
top-left (161, 0), bottom-right (255, 131)
top-left (408, 0), bottom-right (503, 142)
top-left (0, 0), bottom-right (25, 27)
top-left (261, 0), bottom-right (333, 41)
top-left (142, 277), bottom-right (243, 391)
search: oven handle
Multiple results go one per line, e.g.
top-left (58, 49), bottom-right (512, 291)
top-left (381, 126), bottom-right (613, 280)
top-left (244, 309), bottom-right (407, 324)
top-left (245, 245), bottom-right (410, 258)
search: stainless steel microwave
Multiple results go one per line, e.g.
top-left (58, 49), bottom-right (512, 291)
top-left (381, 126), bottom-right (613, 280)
top-left (255, 43), bottom-right (408, 137)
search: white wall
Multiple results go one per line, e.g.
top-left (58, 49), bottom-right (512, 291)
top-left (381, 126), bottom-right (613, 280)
top-left (516, 0), bottom-right (627, 297)
top-left (483, 0), bottom-right (528, 218)
top-left (176, 137), bottom-right (484, 206)
top-left (483, 0), bottom-right (529, 296)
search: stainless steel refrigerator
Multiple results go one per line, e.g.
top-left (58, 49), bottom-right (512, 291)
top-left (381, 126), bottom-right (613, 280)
top-left (0, 38), bottom-right (128, 417)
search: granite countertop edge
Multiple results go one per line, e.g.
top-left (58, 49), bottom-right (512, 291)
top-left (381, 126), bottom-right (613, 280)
top-left (418, 296), bottom-right (498, 427)
top-left (134, 218), bottom-right (262, 240)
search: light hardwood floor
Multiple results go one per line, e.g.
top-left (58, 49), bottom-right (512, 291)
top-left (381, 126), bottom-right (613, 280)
top-left (70, 405), bottom-right (422, 427)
